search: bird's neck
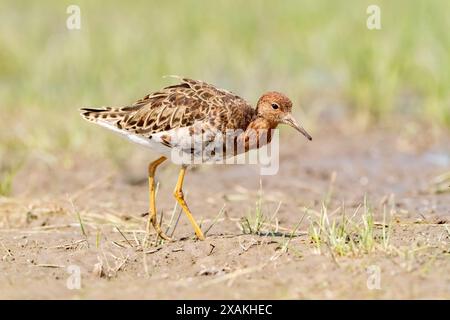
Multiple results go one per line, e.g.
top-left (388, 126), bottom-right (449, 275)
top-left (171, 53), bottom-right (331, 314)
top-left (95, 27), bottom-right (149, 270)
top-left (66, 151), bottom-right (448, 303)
top-left (237, 116), bottom-right (278, 152)
top-left (248, 116), bottom-right (278, 130)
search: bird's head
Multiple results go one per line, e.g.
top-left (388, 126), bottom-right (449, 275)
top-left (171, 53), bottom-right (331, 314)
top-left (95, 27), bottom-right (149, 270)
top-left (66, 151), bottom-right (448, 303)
top-left (256, 92), bottom-right (312, 141)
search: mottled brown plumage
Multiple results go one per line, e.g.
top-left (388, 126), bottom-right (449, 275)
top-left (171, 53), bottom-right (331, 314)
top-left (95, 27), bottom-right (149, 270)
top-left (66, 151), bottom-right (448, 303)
top-left (81, 77), bottom-right (255, 137)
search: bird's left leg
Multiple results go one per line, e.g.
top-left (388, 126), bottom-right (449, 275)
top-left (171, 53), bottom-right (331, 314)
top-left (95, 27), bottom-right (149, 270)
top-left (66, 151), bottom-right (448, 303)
top-left (173, 165), bottom-right (205, 240)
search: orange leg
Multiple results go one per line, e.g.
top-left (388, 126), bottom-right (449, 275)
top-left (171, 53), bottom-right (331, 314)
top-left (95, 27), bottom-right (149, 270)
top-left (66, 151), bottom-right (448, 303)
top-left (173, 166), bottom-right (205, 240)
top-left (146, 156), bottom-right (172, 241)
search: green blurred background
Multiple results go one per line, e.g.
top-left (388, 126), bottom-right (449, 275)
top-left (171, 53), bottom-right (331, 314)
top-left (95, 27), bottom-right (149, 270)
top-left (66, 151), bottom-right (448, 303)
top-left (1, 0), bottom-right (449, 192)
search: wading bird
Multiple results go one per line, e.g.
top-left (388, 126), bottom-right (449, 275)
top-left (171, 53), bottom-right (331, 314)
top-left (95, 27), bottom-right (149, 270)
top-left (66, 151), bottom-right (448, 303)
top-left (80, 78), bottom-right (311, 241)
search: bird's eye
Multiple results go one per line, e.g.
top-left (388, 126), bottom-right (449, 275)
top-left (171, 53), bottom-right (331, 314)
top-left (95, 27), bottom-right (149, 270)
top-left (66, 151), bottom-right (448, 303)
top-left (271, 103), bottom-right (279, 110)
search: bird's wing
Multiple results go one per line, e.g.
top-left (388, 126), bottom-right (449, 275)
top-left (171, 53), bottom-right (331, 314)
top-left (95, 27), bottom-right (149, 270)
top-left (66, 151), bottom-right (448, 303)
top-left (80, 78), bottom-right (255, 136)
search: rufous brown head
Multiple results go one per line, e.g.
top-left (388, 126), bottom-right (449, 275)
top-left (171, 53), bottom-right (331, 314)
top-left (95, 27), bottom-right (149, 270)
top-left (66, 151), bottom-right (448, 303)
top-left (256, 92), bottom-right (312, 141)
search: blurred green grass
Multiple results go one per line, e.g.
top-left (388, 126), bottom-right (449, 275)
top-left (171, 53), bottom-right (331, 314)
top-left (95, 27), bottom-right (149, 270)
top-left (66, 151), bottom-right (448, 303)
top-left (0, 0), bottom-right (449, 168)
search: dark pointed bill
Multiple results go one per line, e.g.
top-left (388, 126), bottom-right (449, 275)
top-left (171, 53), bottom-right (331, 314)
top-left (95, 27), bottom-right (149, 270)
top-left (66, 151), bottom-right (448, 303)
top-left (282, 114), bottom-right (312, 141)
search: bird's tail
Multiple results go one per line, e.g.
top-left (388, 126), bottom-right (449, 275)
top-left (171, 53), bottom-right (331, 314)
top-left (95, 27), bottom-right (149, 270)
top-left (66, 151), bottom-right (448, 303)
top-left (80, 107), bottom-right (126, 123)
top-left (80, 107), bottom-right (108, 121)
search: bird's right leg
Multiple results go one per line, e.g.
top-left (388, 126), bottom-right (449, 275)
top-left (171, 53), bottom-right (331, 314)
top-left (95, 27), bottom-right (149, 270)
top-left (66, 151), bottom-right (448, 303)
top-left (146, 156), bottom-right (172, 241)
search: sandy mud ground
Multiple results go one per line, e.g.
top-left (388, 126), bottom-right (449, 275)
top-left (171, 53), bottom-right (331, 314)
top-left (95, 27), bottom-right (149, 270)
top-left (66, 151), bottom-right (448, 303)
top-left (0, 127), bottom-right (449, 299)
